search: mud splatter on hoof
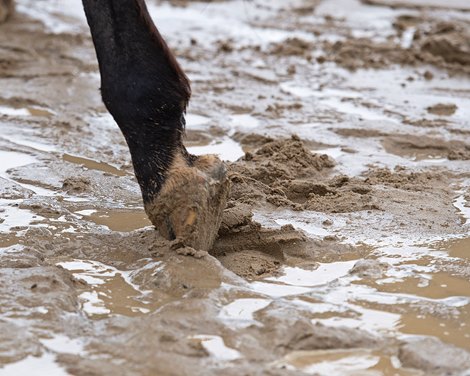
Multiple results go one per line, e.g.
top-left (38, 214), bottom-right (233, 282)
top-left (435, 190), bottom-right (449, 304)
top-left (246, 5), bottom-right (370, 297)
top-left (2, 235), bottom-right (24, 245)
top-left (145, 153), bottom-right (230, 253)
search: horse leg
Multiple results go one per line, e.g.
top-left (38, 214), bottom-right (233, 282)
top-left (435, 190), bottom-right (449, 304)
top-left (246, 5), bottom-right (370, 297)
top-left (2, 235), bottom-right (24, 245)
top-left (82, 0), bottom-right (230, 252)
top-left (0, 0), bottom-right (13, 23)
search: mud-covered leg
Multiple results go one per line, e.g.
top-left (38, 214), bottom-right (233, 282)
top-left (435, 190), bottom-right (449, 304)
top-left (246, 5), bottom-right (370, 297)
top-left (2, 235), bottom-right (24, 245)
top-left (82, 0), bottom-right (229, 252)
top-left (0, 0), bottom-right (14, 23)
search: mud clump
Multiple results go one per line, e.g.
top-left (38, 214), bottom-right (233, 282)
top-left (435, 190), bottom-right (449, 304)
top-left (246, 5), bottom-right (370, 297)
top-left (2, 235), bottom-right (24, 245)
top-left (413, 19), bottom-right (470, 74)
top-left (399, 337), bottom-right (470, 375)
top-left (232, 132), bottom-right (274, 151)
top-left (213, 202), bottom-right (306, 279)
top-left (426, 103), bottom-right (458, 116)
top-left (404, 118), bottom-right (450, 128)
top-left (217, 39), bottom-right (234, 53)
top-left (258, 308), bottom-right (381, 352)
top-left (448, 149), bottom-right (470, 160)
top-left (284, 174), bottom-right (378, 213)
top-left (270, 37), bottom-right (313, 57)
top-left (227, 136), bottom-right (384, 214)
top-left (19, 198), bottom-right (64, 218)
top-left (420, 22), bottom-right (470, 66)
top-left (211, 136), bottom-right (374, 278)
top-left (0, 322), bottom-right (41, 364)
top-left (0, 177), bottom-right (33, 200)
top-left (333, 128), bottom-right (389, 138)
top-left (365, 166), bottom-right (442, 190)
top-left (349, 259), bottom-right (389, 278)
top-left (324, 39), bottom-right (416, 71)
top-left (61, 176), bottom-right (91, 194)
top-left (170, 240), bottom-right (208, 259)
top-left (284, 322), bottom-right (380, 351)
top-left (229, 135), bottom-right (335, 208)
top-left (303, 178), bottom-right (378, 213)
top-left (237, 135), bottom-right (335, 183)
top-left (217, 250), bottom-right (282, 279)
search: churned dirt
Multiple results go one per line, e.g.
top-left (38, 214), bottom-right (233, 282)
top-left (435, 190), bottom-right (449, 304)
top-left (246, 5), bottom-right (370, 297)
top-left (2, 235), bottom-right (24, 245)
top-left (1, 0), bottom-right (470, 375)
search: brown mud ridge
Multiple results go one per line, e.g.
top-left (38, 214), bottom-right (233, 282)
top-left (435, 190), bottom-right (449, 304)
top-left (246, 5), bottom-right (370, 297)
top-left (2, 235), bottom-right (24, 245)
top-left (214, 136), bottom-right (349, 278)
top-left (141, 135), bottom-right (458, 280)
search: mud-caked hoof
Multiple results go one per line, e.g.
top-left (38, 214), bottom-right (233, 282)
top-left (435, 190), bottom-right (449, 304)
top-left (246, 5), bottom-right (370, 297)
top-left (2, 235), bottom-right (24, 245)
top-left (145, 153), bottom-right (230, 253)
top-left (0, 0), bottom-right (14, 23)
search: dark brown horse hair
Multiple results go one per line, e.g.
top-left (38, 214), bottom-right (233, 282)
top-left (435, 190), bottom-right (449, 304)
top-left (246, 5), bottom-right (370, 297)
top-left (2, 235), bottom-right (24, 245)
top-left (134, 0), bottom-right (191, 107)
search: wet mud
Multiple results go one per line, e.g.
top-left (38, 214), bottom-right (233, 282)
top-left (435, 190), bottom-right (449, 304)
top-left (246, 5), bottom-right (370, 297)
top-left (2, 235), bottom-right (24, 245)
top-left (1, 0), bottom-right (470, 375)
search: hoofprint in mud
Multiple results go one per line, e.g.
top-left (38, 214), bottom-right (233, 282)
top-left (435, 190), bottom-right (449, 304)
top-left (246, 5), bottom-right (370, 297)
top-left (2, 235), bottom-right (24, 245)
top-left (0, 0), bottom-right (470, 375)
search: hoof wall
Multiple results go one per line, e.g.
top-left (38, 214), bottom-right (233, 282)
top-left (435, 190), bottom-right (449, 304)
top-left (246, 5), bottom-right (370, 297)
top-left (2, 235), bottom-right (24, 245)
top-left (145, 154), bottom-right (230, 253)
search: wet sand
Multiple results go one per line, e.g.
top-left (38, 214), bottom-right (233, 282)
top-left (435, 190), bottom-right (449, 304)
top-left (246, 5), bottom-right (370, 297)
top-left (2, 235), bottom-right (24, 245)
top-left (0, 0), bottom-right (470, 375)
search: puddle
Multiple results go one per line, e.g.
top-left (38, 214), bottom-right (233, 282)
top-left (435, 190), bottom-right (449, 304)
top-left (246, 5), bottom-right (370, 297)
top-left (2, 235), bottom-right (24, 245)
top-left (0, 106), bottom-right (30, 117)
top-left (40, 334), bottom-right (87, 356)
top-left (27, 107), bottom-right (56, 117)
top-left (0, 150), bottom-right (53, 197)
top-left (453, 192), bottom-right (470, 225)
top-left (280, 82), bottom-right (318, 98)
top-left (0, 105), bottom-right (55, 118)
top-left (400, 27), bottom-right (416, 49)
top-left (254, 210), bottom-right (340, 239)
top-left (376, 271), bottom-right (470, 301)
top-left (57, 259), bottom-right (160, 318)
top-left (187, 137), bottom-right (244, 162)
top-left (247, 248), bottom-right (470, 350)
top-left (189, 335), bottom-right (241, 361)
top-left (266, 261), bottom-right (357, 287)
top-left (186, 113), bottom-right (211, 129)
top-left (446, 237), bottom-right (470, 260)
top-left (0, 199), bottom-right (45, 232)
top-left (0, 353), bottom-right (69, 376)
top-left (0, 233), bottom-right (20, 248)
top-left (322, 97), bottom-right (399, 123)
top-left (0, 154), bottom-right (52, 230)
top-left (63, 153), bottom-right (127, 177)
top-left (0, 150), bottom-right (38, 177)
top-left (250, 281), bottom-right (315, 298)
top-left (273, 349), bottom-right (420, 376)
top-left (400, 308), bottom-right (470, 351)
top-left (228, 114), bottom-right (260, 132)
top-left (313, 147), bottom-right (345, 160)
top-left (75, 209), bottom-right (151, 232)
top-left (16, 0), bottom-right (86, 34)
top-left (1, 134), bottom-right (56, 153)
top-left (275, 218), bottom-right (331, 237)
top-left (79, 290), bottom-right (111, 316)
top-left (147, 2), bottom-right (316, 48)
top-left (218, 298), bottom-right (271, 328)
top-left (314, 305), bottom-right (401, 334)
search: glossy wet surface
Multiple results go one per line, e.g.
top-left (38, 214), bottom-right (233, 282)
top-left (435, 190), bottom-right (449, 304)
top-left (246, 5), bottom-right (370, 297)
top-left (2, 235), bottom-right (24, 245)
top-left (1, 0), bottom-right (470, 375)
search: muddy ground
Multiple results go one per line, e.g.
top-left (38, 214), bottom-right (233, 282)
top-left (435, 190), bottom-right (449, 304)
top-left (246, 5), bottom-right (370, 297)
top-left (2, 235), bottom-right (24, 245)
top-left (0, 0), bottom-right (470, 375)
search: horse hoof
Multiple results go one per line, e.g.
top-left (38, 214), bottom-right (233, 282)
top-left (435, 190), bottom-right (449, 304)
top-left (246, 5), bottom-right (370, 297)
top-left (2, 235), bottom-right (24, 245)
top-left (145, 153), bottom-right (230, 252)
